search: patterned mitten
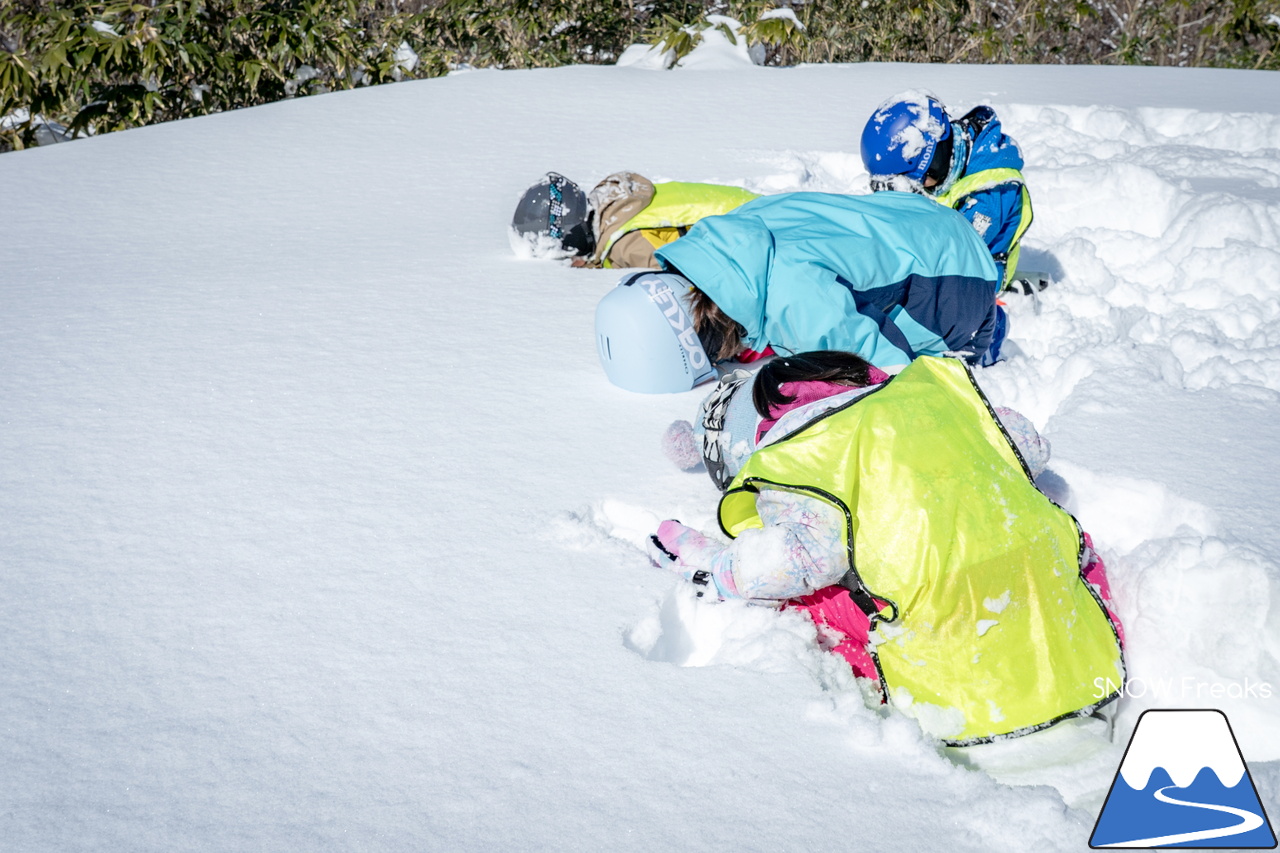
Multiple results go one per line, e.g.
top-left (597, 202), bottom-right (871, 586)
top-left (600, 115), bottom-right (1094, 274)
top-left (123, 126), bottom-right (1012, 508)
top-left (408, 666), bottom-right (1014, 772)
top-left (647, 520), bottom-right (740, 599)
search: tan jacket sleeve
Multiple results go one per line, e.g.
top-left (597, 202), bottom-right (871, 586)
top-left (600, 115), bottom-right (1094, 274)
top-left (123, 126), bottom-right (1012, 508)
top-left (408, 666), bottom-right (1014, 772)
top-left (585, 172), bottom-right (655, 267)
top-left (604, 230), bottom-right (660, 269)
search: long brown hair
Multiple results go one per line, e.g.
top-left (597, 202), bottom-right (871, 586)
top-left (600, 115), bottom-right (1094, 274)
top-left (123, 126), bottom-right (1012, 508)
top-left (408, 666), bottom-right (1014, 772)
top-left (751, 351), bottom-right (877, 417)
top-left (688, 286), bottom-right (744, 363)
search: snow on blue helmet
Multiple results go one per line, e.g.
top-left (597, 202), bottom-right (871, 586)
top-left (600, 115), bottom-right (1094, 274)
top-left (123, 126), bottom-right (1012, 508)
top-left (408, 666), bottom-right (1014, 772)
top-left (860, 92), bottom-right (952, 189)
top-left (595, 272), bottom-right (718, 394)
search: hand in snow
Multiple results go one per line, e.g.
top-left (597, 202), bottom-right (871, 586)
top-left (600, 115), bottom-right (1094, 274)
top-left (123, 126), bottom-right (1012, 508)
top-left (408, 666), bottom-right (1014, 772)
top-left (647, 530), bottom-right (680, 570)
top-left (646, 520), bottom-right (739, 599)
top-left (648, 520), bottom-right (706, 574)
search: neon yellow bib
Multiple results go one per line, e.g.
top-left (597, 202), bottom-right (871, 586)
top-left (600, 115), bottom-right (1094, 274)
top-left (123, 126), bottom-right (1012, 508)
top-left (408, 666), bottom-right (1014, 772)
top-left (600, 181), bottom-right (759, 269)
top-left (719, 357), bottom-right (1123, 744)
top-left (934, 167), bottom-right (1034, 287)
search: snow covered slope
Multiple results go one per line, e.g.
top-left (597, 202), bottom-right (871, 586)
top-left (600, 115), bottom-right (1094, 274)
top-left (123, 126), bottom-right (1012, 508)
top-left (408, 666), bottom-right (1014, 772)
top-left (2, 61), bottom-right (1278, 852)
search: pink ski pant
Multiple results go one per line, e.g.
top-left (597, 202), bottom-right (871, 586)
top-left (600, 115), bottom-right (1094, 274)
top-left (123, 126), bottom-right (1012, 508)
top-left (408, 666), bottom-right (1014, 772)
top-left (787, 532), bottom-right (1125, 681)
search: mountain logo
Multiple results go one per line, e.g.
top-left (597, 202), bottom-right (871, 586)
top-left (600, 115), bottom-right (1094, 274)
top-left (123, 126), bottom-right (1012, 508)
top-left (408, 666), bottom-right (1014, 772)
top-left (1090, 709), bottom-right (1276, 848)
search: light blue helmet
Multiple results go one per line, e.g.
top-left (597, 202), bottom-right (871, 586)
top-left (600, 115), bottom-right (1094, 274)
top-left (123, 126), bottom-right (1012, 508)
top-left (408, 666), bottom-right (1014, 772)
top-left (595, 272), bottom-right (718, 394)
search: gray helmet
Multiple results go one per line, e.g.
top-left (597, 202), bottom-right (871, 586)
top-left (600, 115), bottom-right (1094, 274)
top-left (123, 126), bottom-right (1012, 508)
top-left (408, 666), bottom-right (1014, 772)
top-left (512, 172), bottom-right (593, 257)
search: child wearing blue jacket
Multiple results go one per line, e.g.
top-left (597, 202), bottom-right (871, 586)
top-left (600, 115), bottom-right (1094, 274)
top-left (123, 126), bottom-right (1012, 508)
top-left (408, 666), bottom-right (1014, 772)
top-left (860, 91), bottom-right (1033, 290)
top-left (652, 191), bottom-right (1002, 371)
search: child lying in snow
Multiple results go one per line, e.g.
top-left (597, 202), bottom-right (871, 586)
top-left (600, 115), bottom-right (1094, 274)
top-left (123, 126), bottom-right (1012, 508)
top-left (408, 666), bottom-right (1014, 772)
top-left (860, 92), bottom-right (1033, 292)
top-left (594, 191), bottom-right (1005, 394)
top-left (510, 171), bottom-right (758, 269)
top-left (859, 92), bottom-right (1039, 366)
top-left (649, 351), bottom-right (1126, 745)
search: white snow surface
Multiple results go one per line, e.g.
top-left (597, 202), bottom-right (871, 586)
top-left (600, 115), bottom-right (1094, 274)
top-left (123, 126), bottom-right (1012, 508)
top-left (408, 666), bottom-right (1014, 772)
top-left (3, 61), bottom-right (1280, 851)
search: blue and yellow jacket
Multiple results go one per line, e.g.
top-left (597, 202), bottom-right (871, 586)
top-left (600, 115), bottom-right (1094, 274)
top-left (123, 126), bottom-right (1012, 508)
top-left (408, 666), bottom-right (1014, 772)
top-left (936, 107), bottom-right (1033, 286)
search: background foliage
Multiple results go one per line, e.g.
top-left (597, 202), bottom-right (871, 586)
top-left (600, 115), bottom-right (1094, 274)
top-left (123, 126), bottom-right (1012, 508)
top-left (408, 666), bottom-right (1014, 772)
top-left (2, 0), bottom-right (1277, 152)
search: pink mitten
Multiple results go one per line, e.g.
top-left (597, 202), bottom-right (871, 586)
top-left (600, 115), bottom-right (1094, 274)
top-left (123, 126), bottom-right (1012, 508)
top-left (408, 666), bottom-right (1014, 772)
top-left (661, 420), bottom-right (702, 471)
top-left (647, 520), bottom-right (739, 599)
top-left (650, 520), bottom-right (709, 569)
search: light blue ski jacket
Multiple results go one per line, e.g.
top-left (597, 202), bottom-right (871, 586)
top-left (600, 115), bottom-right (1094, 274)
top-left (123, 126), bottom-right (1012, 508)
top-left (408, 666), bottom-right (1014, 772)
top-left (654, 192), bottom-right (1000, 368)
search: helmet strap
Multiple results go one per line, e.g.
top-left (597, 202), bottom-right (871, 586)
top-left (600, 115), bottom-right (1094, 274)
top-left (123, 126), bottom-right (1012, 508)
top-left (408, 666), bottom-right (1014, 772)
top-left (545, 172), bottom-right (570, 239)
top-left (924, 132), bottom-right (954, 188)
top-left (932, 132), bottom-right (969, 197)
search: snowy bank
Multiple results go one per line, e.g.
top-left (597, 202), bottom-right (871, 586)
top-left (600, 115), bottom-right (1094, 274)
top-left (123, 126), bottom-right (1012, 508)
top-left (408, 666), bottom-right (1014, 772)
top-left (2, 61), bottom-right (1279, 851)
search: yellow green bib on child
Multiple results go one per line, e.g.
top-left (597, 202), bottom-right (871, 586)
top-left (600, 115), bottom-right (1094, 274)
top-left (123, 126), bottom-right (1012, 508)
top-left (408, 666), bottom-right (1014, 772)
top-left (719, 356), bottom-right (1123, 744)
top-left (600, 181), bottom-right (759, 268)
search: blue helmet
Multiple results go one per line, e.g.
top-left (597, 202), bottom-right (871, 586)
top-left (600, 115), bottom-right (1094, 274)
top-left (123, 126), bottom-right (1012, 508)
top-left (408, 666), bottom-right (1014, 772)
top-left (860, 94), bottom-right (952, 187)
top-left (595, 272), bottom-right (718, 394)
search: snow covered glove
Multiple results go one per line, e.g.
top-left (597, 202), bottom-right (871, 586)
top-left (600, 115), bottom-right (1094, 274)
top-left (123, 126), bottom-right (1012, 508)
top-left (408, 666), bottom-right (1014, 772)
top-left (993, 406), bottom-right (1051, 478)
top-left (661, 420), bottom-right (702, 471)
top-left (647, 520), bottom-right (709, 572)
top-left (647, 520), bottom-right (740, 599)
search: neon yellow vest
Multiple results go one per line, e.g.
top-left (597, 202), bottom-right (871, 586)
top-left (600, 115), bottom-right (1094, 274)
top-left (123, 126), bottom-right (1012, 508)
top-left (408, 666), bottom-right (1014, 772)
top-left (719, 357), bottom-right (1123, 744)
top-left (600, 182), bottom-right (759, 269)
top-left (934, 168), bottom-right (1033, 287)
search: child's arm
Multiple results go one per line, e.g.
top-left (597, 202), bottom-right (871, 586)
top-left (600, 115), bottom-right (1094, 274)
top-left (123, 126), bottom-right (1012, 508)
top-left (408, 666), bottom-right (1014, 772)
top-left (992, 406), bottom-right (1051, 478)
top-left (649, 490), bottom-right (849, 601)
top-left (955, 184), bottom-right (1026, 282)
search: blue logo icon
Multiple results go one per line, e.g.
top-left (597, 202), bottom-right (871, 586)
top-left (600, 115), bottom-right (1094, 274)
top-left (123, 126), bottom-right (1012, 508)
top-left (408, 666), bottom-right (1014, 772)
top-left (1091, 709), bottom-right (1276, 848)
